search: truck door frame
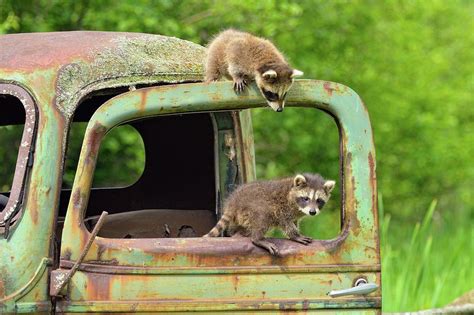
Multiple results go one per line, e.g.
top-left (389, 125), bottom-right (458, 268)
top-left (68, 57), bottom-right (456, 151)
top-left (55, 80), bottom-right (381, 313)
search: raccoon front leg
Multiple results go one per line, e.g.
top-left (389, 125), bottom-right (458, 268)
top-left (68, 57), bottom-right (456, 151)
top-left (204, 52), bottom-right (222, 82)
top-left (204, 63), bottom-right (221, 82)
top-left (227, 65), bottom-right (248, 93)
top-left (284, 222), bottom-right (313, 245)
top-left (251, 229), bottom-right (280, 256)
top-left (233, 77), bottom-right (247, 93)
top-left (252, 238), bottom-right (280, 256)
top-left (230, 73), bottom-right (247, 93)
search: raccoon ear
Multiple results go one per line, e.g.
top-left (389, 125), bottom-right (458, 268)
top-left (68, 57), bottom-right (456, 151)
top-left (291, 69), bottom-right (304, 78)
top-left (324, 180), bottom-right (336, 193)
top-left (293, 174), bottom-right (307, 187)
top-left (262, 69), bottom-right (277, 79)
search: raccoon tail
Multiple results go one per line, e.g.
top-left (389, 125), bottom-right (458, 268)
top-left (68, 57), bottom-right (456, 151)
top-left (203, 213), bottom-right (231, 237)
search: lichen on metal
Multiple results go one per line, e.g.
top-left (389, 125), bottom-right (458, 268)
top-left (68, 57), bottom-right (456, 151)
top-left (55, 33), bottom-right (206, 117)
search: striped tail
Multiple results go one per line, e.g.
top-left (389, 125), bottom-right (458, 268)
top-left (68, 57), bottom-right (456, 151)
top-left (204, 213), bottom-right (231, 237)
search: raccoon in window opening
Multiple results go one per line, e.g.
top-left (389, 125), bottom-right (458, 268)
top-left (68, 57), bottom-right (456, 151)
top-left (204, 173), bottom-right (335, 256)
top-left (204, 29), bottom-right (304, 112)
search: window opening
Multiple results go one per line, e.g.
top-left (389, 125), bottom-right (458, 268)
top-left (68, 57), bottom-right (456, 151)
top-left (87, 114), bottom-right (216, 238)
top-left (0, 85), bottom-right (37, 236)
top-left (252, 107), bottom-right (341, 240)
top-left (0, 97), bottom-right (24, 193)
top-left (61, 107), bottom-right (217, 239)
top-left (63, 123), bottom-right (145, 189)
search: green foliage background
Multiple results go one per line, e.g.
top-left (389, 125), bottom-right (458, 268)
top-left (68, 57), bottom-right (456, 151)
top-left (1, 0), bottom-right (473, 311)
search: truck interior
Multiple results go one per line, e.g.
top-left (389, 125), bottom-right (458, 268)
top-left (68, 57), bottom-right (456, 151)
top-left (58, 90), bottom-right (217, 239)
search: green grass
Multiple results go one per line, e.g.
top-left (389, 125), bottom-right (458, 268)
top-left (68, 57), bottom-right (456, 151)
top-left (380, 197), bottom-right (473, 311)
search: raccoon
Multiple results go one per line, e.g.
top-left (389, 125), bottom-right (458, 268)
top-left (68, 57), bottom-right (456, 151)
top-left (204, 173), bottom-right (335, 256)
top-left (204, 29), bottom-right (303, 112)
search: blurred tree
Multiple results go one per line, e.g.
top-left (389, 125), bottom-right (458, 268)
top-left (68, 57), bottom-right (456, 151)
top-left (0, 0), bottom-right (472, 223)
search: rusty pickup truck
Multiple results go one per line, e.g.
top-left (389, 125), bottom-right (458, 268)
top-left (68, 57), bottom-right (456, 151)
top-left (0, 31), bottom-right (380, 314)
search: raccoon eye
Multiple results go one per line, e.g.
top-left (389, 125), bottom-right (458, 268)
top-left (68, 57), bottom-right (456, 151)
top-left (316, 198), bottom-right (326, 207)
top-left (263, 90), bottom-right (279, 102)
top-left (303, 196), bottom-right (310, 202)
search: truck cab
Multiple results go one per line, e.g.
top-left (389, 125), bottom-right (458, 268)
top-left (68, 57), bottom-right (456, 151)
top-left (0, 31), bottom-right (380, 314)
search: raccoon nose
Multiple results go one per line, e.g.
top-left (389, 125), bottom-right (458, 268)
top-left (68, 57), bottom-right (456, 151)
top-left (276, 107), bottom-right (283, 112)
top-left (309, 209), bottom-right (317, 216)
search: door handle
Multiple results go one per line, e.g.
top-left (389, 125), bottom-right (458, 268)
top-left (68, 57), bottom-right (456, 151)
top-left (328, 278), bottom-right (378, 298)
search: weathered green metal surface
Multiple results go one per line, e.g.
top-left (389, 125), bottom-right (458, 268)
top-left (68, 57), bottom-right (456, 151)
top-left (57, 271), bottom-right (380, 312)
top-left (57, 80), bottom-right (379, 312)
top-left (237, 109), bottom-right (257, 183)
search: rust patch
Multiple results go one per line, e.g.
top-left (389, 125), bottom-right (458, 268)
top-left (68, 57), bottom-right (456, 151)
top-left (368, 152), bottom-right (377, 212)
top-left (343, 150), bottom-right (362, 238)
top-left (351, 217), bottom-right (362, 238)
top-left (97, 243), bottom-right (106, 261)
top-left (139, 89), bottom-right (148, 113)
top-left (323, 81), bottom-right (348, 98)
top-left (351, 175), bottom-right (359, 210)
top-left (61, 232), bottom-right (358, 271)
top-left (62, 249), bottom-right (72, 261)
top-left (231, 275), bottom-right (240, 292)
top-left (0, 278), bottom-right (4, 298)
top-left (323, 82), bottom-right (334, 96)
top-left (28, 180), bottom-right (39, 226)
top-left (278, 300), bottom-right (299, 311)
top-left (86, 272), bottom-right (111, 300)
top-left (0, 32), bottom-right (117, 71)
top-left (350, 175), bottom-right (362, 238)
top-left (30, 201), bottom-right (38, 225)
top-left (368, 151), bottom-right (380, 257)
top-left (302, 299), bottom-right (310, 310)
top-left (90, 123), bottom-right (107, 150)
top-left (82, 259), bottom-right (119, 266)
top-left (71, 189), bottom-right (82, 209)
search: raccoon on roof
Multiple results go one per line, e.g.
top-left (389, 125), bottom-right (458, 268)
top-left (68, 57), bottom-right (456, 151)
top-left (204, 29), bottom-right (303, 112)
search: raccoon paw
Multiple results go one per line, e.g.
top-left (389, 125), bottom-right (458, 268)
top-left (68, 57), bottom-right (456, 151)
top-left (233, 79), bottom-right (247, 93)
top-left (252, 239), bottom-right (280, 256)
top-left (266, 243), bottom-right (280, 256)
top-left (292, 235), bottom-right (313, 245)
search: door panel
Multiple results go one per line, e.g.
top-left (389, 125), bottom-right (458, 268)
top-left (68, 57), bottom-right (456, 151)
top-left (56, 81), bottom-right (380, 312)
